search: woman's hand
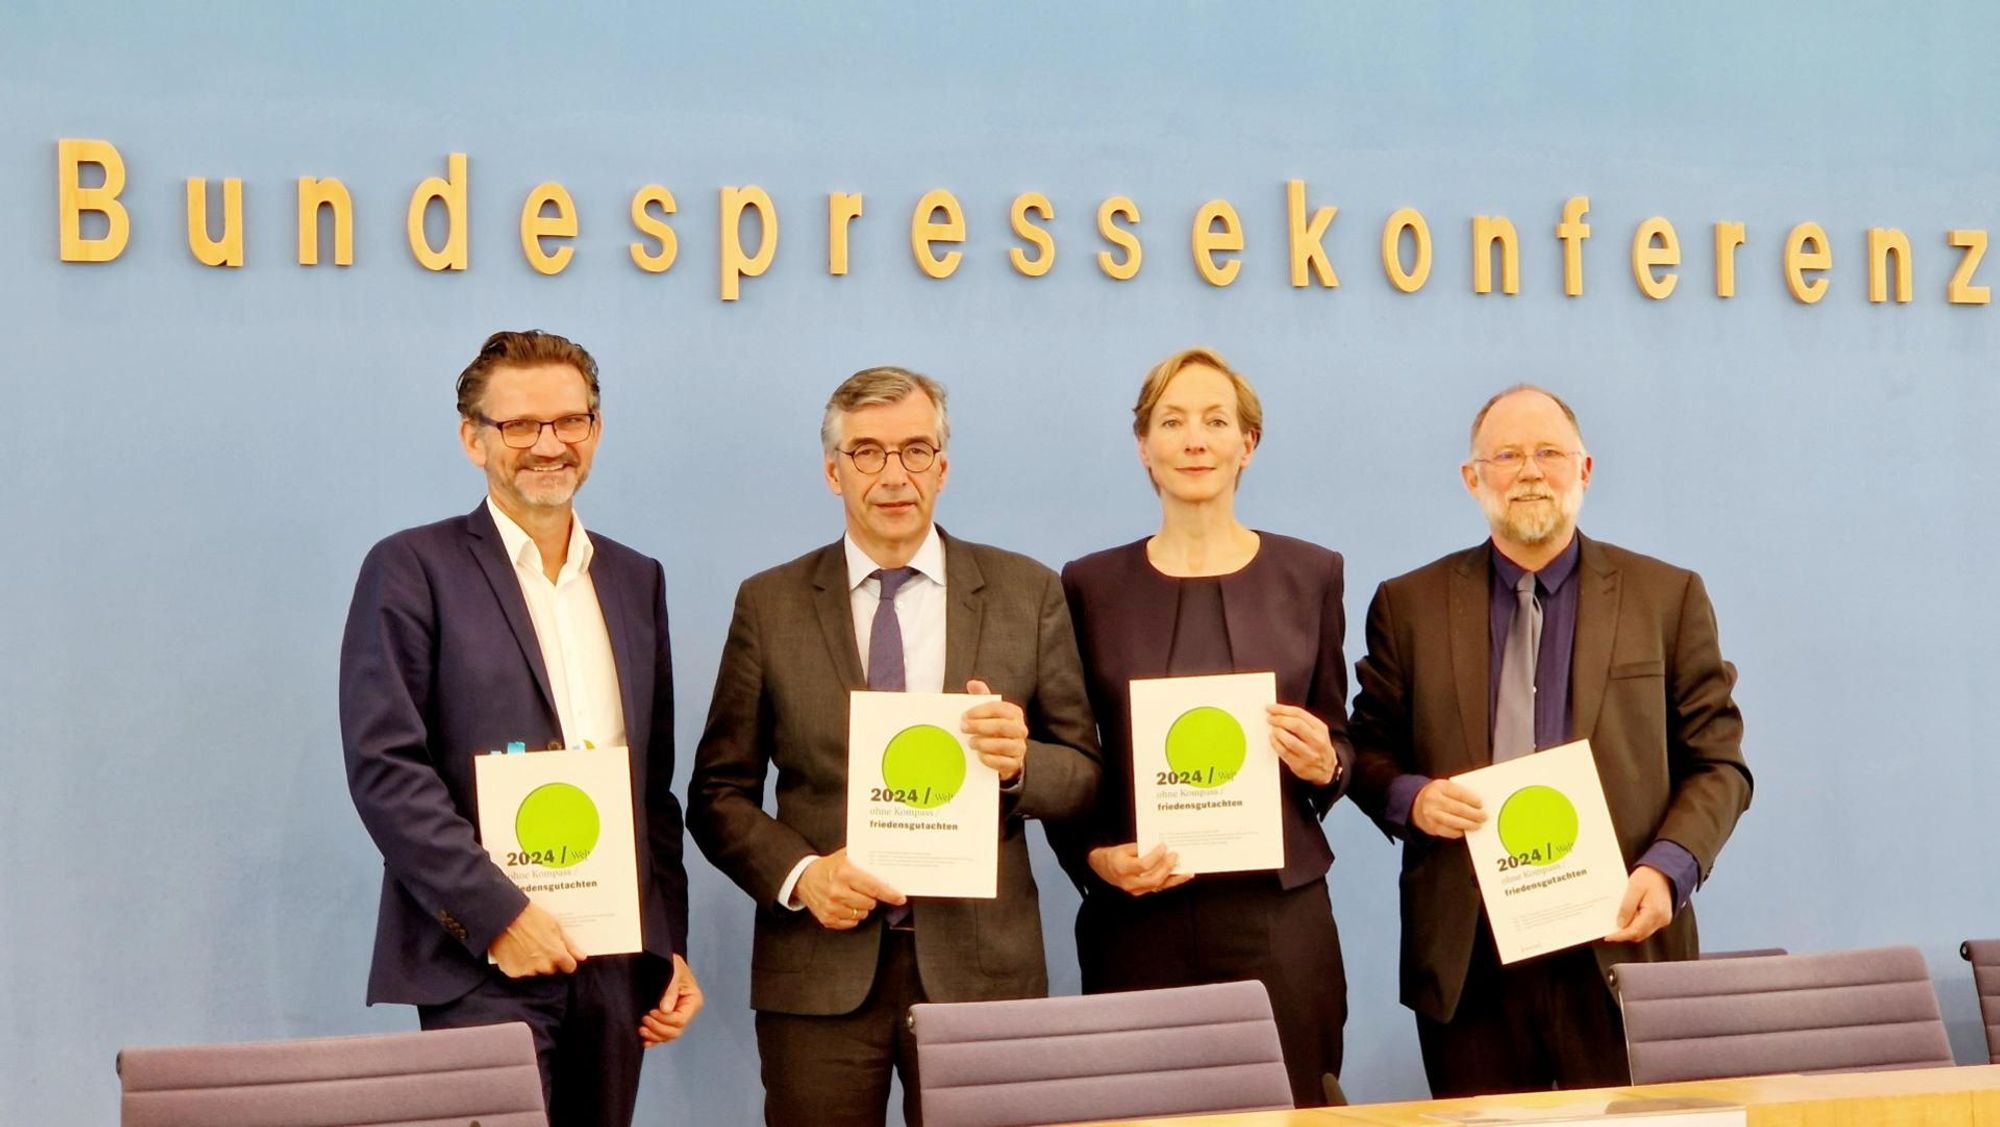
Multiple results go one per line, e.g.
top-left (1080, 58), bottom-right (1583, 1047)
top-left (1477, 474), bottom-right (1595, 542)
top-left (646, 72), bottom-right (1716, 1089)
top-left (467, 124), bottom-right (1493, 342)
top-left (1268, 704), bottom-right (1340, 785)
top-left (1087, 842), bottom-right (1194, 896)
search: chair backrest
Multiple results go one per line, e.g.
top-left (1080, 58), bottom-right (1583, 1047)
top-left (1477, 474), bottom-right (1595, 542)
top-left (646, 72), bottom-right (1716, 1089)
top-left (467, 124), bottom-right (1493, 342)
top-left (1962, 939), bottom-right (2000, 1064)
top-left (1612, 945), bottom-right (1956, 1084)
top-left (1701, 947), bottom-right (1788, 959)
top-left (911, 980), bottom-right (1293, 1127)
top-left (118, 1021), bottom-right (546, 1127)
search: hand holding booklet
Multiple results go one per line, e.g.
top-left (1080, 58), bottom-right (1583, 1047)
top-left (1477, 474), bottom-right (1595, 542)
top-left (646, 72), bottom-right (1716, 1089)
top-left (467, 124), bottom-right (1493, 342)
top-left (1454, 739), bottom-right (1630, 964)
top-left (474, 745), bottom-right (643, 957)
top-left (845, 689), bottom-right (1001, 898)
top-left (1130, 671), bottom-right (1282, 876)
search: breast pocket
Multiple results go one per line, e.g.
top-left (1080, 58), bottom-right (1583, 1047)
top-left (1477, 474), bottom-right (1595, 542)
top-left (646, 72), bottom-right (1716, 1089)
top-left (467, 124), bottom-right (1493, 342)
top-left (1609, 659), bottom-right (1664, 679)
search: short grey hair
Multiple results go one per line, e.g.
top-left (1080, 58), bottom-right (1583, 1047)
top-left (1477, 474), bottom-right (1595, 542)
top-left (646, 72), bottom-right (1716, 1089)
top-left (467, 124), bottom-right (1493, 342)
top-left (820, 366), bottom-right (951, 456)
top-left (1468, 383), bottom-right (1584, 454)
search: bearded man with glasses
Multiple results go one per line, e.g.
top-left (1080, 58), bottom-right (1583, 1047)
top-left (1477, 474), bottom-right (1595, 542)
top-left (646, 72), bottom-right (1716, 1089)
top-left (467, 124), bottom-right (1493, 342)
top-left (689, 366), bottom-right (1100, 1126)
top-left (339, 330), bottom-right (701, 1126)
top-left (1348, 384), bottom-right (1753, 1098)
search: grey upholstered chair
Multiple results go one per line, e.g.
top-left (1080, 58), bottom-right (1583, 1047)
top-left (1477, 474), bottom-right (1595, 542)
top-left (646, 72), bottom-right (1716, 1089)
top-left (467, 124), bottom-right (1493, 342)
top-left (1701, 947), bottom-right (1788, 959)
top-left (1962, 938), bottom-right (2000, 1064)
top-left (910, 980), bottom-right (1293, 1127)
top-left (117, 1021), bottom-right (546, 1126)
top-left (1612, 944), bottom-right (1956, 1084)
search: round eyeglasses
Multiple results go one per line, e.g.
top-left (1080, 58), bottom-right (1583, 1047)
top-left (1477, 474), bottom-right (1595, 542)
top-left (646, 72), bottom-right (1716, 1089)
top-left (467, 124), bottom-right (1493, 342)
top-left (840, 442), bottom-right (938, 474)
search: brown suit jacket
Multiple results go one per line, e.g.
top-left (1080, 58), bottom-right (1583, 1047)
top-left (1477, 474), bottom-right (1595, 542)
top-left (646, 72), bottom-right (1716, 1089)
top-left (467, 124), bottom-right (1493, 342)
top-left (687, 529), bottom-right (1101, 1015)
top-left (1349, 533), bottom-right (1752, 1024)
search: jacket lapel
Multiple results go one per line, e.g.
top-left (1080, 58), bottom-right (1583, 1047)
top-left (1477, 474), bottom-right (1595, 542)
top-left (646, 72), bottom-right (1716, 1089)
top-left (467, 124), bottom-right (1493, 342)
top-left (1448, 543), bottom-right (1493, 768)
top-left (942, 528), bottom-right (986, 691)
top-left (1118, 541), bottom-right (1178, 681)
top-left (810, 542), bottom-right (867, 691)
top-left (1569, 533), bottom-right (1621, 742)
top-left (464, 503), bottom-right (559, 723)
top-left (1220, 563), bottom-right (1276, 681)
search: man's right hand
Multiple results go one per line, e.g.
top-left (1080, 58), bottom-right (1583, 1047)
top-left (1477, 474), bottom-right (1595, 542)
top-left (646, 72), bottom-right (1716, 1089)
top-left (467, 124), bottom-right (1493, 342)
top-left (1411, 778), bottom-right (1487, 839)
top-left (1087, 842), bottom-right (1193, 896)
top-left (796, 847), bottom-right (905, 930)
top-left (488, 901), bottom-right (586, 977)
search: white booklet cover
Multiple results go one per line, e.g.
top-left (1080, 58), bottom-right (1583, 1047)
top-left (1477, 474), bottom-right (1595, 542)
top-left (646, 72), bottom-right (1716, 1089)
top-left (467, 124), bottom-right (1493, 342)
top-left (474, 744), bottom-right (642, 957)
top-left (845, 689), bottom-right (1001, 899)
top-left (1456, 738), bottom-right (1630, 965)
top-left (1130, 671), bottom-right (1282, 876)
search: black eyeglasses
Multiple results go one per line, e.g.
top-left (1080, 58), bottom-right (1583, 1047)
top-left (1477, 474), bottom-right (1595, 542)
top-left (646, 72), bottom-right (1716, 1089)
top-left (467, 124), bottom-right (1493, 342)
top-left (477, 412), bottom-right (598, 449)
top-left (839, 442), bottom-right (939, 474)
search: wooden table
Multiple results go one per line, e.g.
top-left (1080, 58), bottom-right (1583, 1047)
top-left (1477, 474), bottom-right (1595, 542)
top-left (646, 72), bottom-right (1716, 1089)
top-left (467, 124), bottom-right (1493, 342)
top-left (1078, 1064), bottom-right (2000, 1126)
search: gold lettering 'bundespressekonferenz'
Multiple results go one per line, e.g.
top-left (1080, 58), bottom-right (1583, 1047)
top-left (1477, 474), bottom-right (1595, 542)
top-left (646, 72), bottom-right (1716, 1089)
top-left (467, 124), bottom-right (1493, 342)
top-left (51, 140), bottom-right (1994, 308)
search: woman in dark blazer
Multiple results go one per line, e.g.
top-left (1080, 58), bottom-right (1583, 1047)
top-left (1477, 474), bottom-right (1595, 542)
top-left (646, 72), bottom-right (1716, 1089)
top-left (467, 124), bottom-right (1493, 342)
top-left (1054, 347), bottom-right (1354, 1107)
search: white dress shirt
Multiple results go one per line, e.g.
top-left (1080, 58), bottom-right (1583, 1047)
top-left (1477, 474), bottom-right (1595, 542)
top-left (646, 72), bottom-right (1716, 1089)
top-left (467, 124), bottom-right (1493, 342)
top-left (777, 525), bottom-right (950, 907)
top-left (844, 526), bottom-right (948, 694)
top-left (487, 498), bottom-right (627, 750)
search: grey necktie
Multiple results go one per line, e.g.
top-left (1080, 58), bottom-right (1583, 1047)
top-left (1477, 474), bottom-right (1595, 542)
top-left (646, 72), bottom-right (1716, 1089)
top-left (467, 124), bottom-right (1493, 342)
top-left (866, 566), bottom-right (918, 929)
top-left (867, 567), bottom-right (916, 691)
top-left (1493, 571), bottom-right (1542, 762)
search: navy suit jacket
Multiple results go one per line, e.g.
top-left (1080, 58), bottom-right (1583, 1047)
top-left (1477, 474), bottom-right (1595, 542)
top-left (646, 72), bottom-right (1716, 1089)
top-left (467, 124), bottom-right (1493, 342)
top-left (339, 503), bottom-right (688, 1006)
top-left (1052, 533), bottom-right (1355, 894)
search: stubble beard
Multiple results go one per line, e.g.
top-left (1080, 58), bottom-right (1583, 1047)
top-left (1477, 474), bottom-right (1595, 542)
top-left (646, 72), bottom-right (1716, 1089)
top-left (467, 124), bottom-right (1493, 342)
top-left (513, 462), bottom-right (580, 508)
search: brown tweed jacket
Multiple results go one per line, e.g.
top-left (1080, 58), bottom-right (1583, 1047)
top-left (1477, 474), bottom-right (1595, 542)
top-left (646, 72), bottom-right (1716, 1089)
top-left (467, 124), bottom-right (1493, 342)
top-left (688, 528), bottom-right (1101, 1015)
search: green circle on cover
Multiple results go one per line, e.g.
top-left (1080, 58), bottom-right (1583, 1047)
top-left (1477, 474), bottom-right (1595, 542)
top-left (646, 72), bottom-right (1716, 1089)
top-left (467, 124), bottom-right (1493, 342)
top-left (1164, 706), bottom-right (1246, 789)
top-left (1497, 784), bottom-right (1578, 867)
top-left (881, 724), bottom-right (965, 809)
top-left (515, 782), bottom-right (600, 869)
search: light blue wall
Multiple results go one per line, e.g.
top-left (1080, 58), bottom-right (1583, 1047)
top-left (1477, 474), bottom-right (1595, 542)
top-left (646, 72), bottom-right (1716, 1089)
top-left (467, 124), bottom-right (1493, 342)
top-left (5, 3), bottom-right (1997, 1122)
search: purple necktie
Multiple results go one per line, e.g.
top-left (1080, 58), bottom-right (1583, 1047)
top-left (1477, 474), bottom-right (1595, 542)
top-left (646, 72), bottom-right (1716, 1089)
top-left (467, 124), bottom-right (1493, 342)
top-left (867, 567), bottom-right (916, 691)
top-left (868, 566), bottom-right (918, 929)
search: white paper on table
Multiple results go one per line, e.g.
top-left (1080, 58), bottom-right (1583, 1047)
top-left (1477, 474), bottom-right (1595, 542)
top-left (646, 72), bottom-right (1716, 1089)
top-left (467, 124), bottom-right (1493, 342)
top-left (474, 745), bottom-right (642, 957)
top-left (845, 690), bottom-right (1001, 899)
top-left (1455, 738), bottom-right (1630, 965)
top-left (1129, 671), bottom-right (1282, 876)
top-left (1423, 1097), bottom-right (1744, 1124)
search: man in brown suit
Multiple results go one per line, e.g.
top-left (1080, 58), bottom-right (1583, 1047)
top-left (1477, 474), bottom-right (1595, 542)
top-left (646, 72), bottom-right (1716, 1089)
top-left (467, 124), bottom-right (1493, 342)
top-left (1349, 385), bottom-right (1752, 1097)
top-left (688, 366), bottom-right (1100, 1126)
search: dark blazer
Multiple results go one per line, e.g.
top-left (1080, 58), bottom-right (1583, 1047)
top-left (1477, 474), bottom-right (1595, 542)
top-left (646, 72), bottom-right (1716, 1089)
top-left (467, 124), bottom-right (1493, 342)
top-left (687, 529), bottom-right (1101, 1016)
top-left (1348, 533), bottom-right (1752, 1024)
top-left (1052, 534), bottom-right (1354, 893)
top-left (339, 503), bottom-right (688, 1006)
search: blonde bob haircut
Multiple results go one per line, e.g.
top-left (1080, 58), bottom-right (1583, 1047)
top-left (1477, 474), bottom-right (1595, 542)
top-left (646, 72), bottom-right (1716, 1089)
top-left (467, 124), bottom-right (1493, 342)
top-left (1131, 347), bottom-right (1265, 443)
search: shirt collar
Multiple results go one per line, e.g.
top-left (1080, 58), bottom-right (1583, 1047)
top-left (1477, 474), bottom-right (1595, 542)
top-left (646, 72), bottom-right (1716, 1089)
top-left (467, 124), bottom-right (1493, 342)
top-left (487, 496), bottom-right (593, 581)
top-left (1491, 531), bottom-right (1581, 595)
top-left (844, 525), bottom-right (946, 593)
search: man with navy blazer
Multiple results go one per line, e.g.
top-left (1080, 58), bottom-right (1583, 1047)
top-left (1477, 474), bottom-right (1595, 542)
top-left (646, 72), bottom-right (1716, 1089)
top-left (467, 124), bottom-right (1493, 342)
top-left (340, 331), bottom-right (700, 1127)
top-left (689, 367), bottom-right (1100, 1127)
top-left (1349, 385), bottom-right (1752, 1097)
